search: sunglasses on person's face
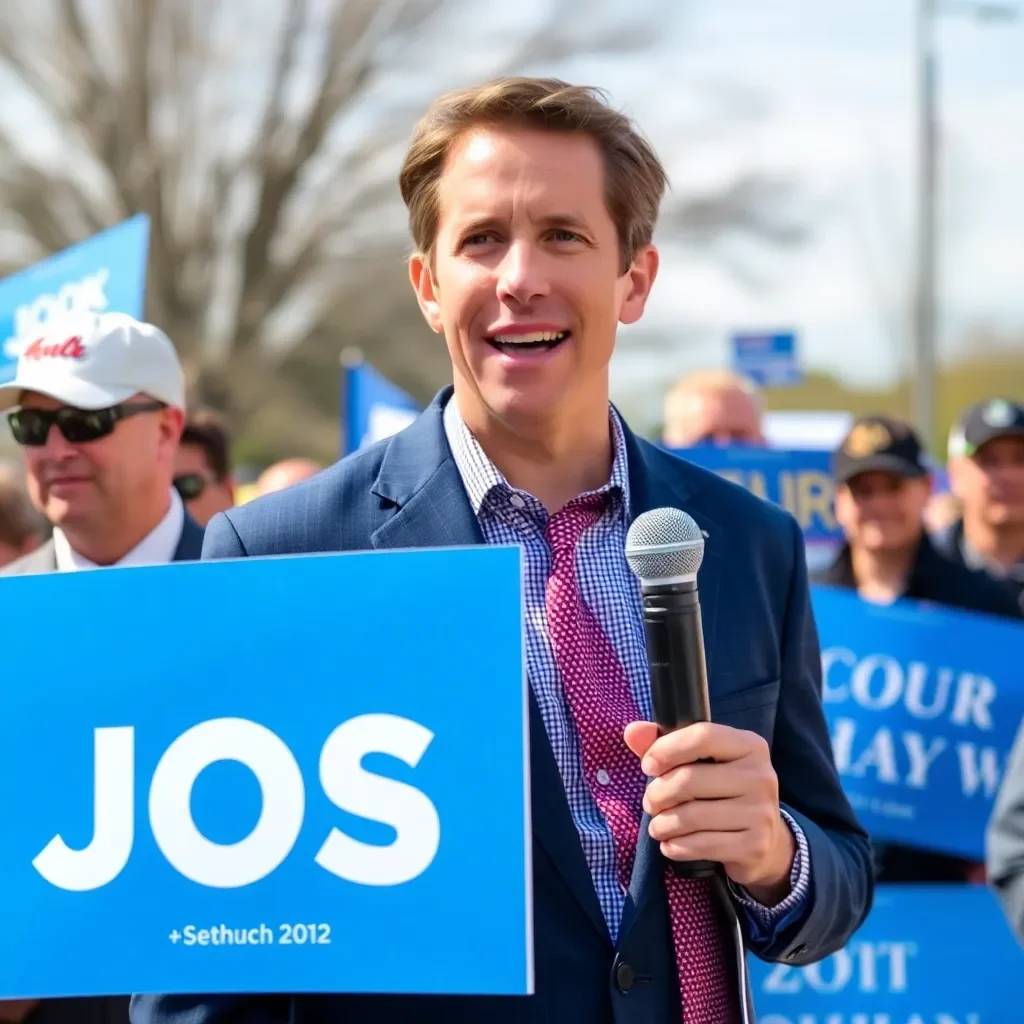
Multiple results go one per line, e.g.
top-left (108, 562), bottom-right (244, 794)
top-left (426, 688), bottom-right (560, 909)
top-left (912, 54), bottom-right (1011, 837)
top-left (7, 400), bottom-right (165, 447)
top-left (173, 473), bottom-right (211, 500)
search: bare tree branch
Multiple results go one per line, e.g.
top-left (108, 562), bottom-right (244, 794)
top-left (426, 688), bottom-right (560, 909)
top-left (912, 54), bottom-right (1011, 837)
top-left (0, 0), bottom-right (808, 444)
top-left (662, 177), bottom-right (808, 247)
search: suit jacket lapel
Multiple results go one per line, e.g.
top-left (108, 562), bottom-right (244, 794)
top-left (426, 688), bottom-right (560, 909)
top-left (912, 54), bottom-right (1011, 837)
top-left (369, 388), bottom-right (484, 552)
top-left (21, 539), bottom-right (57, 575)
top-left (619, 424), bottom-right (725, 937)
top-left (369, 389), bottom-right (609, 941)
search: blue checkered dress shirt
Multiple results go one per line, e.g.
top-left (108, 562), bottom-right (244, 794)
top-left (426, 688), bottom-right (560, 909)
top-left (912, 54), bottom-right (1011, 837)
top-left (443, 398), bottom-right (810, 941)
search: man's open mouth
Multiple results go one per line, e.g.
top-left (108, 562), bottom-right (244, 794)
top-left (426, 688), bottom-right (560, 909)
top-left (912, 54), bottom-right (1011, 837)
top-left (486, 331), bottom-right (570, 355)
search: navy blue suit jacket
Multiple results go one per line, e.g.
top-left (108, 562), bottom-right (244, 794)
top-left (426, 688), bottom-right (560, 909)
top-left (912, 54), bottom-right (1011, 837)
top-left (131, 389), bottom-right (872, 1024)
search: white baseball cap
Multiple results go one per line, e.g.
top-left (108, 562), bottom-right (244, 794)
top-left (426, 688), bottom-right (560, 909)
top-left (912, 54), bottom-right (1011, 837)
top-left (0, 312), bottom-right (185, 413)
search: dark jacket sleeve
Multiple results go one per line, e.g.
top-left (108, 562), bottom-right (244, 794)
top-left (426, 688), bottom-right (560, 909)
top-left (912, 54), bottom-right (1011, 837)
top-left (986, 719), bottom-right (1024, 944)
top-left (129, 995), bottom-right (289, 1024)
top-left (754, 515), bottom-right (875, 964)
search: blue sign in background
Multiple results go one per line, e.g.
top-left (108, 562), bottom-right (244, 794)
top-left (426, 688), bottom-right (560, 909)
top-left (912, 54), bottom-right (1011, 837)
top-left (0, 215), bottom-right (150, 382)
top-left (749, 885), bottom-right (1022, 1022)
top-left (730, 330), bottom-right (802, 387)
top-left (341, 358), bottom-right (420, 455)
top-left (671, 447), bottom-right (839, 544)
top-left (811, 584), bottom-right (1024, 861)
top-left (0, 547), bottom-right (530, 998)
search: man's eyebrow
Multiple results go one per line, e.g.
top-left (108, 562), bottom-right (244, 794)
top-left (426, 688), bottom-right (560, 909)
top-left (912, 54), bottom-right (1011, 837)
top-left (448, 210), bottom-right (595, 241)
top-left (535, 212), bottom-right (592, 231)
top-left (455, 214), bottom-right (504, 233)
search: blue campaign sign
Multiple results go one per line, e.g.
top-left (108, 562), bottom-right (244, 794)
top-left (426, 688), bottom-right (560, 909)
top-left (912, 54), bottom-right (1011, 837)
top-left (812, 584), bottom-right (1024, 860)
top-left (749, 884), bottom-right (1022, 1023)
top-left (341, 358), bottom-right (421, 455)
top-left (668, 446), bottom-right (840, 544)
top-left (731, 330), bottom-right (802, 387)
top-left (0, 547), bottom-right (530, 998)
top-left (0, 215), bottom-right (150, 382)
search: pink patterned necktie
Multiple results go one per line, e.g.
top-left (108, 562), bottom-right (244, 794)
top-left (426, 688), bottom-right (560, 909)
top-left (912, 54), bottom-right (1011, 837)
top-left (544, 493), bottom-right (739, 1024)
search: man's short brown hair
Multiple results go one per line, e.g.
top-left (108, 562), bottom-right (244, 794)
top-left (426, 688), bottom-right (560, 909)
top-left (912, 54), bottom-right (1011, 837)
top-left (398, 77), bottom-right (668, 274)
top-left (180, 409), bottom-right (231, 481)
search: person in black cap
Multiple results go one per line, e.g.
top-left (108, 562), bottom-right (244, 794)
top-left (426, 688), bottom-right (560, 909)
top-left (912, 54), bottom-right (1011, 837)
top-left (813, 413), bottom-right (1021, 883)
top-left (936, 397), bottom-right (1024, 612)
top-left (816, 414), bottom-right (1020, 618)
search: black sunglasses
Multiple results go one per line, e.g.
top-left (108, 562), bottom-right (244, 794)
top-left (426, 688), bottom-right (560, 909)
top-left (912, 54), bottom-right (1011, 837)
top-left (7, 400), bottom-right (166, 447)
top-left (173, 473), bottom-right (210, 500)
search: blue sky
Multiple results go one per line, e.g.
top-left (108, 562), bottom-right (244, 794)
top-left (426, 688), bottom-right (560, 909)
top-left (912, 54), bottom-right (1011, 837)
top-left (585, 0), bottom-right (1024, 411)
top-left (2, 0), bottom-right (1021, 416)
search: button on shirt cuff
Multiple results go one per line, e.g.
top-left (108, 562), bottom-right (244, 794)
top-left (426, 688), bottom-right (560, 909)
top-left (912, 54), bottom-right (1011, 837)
top-left (728, 809), bottom-right (811, 942)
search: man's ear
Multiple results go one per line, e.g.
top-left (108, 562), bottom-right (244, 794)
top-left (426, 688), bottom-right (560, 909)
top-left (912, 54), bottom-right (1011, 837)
top-left (161, 405), bottom-right (186, 446)
top-left (618, 244), bottom-right (660, 327)
top-left (409, 253), bottom-right (443, 334)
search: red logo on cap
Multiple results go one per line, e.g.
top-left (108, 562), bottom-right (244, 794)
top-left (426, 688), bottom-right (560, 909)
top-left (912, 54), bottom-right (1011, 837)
top-left (22, 336), bottom-right (86, 361)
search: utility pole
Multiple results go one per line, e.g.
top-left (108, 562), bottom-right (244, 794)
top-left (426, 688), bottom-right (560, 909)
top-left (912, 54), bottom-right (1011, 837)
top-left (911, 0), bottom-right (1017, 447)
top-left (912, 0), bottom-right (938, 446)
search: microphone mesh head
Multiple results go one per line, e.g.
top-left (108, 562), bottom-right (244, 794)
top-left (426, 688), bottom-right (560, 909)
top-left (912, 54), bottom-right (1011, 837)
top-left (625, 507), bottom-right (705, 581)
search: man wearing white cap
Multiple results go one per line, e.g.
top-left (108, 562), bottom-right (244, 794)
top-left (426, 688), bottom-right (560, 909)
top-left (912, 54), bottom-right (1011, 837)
top-left (0, 312), bottom-right (203, 576)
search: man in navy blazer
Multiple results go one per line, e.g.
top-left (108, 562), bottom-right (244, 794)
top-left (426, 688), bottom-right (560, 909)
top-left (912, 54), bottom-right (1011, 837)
top-left (132, 77), bottom-right (871, 1024)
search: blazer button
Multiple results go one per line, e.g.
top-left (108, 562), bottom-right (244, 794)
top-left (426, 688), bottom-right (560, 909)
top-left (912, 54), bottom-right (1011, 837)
top-left (616, 962), bottom-right (636, 992)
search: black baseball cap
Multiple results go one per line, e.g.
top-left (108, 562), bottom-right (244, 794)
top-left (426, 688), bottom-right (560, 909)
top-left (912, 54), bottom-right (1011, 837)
top-left (948, 398), bottom-right (1024, 459)
top-left (833, 415), bottom-right (929, 485)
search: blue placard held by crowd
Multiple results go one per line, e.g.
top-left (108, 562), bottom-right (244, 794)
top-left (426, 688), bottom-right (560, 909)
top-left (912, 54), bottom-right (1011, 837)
top-left (0, 215), bottom-right (150, 382)
top-left (0, 546), bottom-right (531, 999)
top-left (811, 584), bottom-right (1024, 861)
top-left (748, 884), bottom-right (1022, 1022)
top-left (670, 447), bottom-right (839, 544)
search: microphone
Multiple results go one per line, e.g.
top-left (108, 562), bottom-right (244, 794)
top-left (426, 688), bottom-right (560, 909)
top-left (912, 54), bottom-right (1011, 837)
top-left (625, 506), bottom-right (718, 879)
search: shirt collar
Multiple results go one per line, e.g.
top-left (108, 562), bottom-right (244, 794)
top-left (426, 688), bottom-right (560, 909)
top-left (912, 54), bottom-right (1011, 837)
top-left (442, 394), bottom-right (631, 518)
top-left (53, 488), bottom-right (185, 571)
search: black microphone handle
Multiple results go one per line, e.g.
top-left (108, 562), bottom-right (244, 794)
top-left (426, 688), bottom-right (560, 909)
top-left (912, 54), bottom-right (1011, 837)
top-left (641, 582), bottom-right (719, 880)
top-left (642, 585), bottom-right (710, 731)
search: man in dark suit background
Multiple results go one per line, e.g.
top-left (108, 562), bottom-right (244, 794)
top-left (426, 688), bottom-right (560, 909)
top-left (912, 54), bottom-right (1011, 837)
top-left (133, 77), bottom-right (872, 1024)
top-left (0, 313), bottom-right (203, 577)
